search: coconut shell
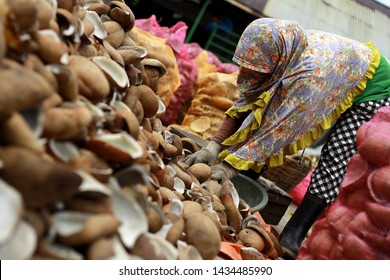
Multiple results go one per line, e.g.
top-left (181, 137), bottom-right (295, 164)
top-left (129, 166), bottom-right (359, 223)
top-left (32, 30), bottom-right (69, 64)
top-left (67, 55), bottom-right (110, 103)
top-left (86, 237), bottom-right (115, 260)
top-left (42, 105), bottom-right (93, 141)
top-left (220, 187), bottom-right (242, 233)
top-left (188, 163), bottom-right (212, 183)
top-left (103, 20), bottom-right (125, 49)
top-left (246, 224), bottom-right (278, 258)
top-left (237, 228), bottom-right (265, 252)
top-left (0, 146), bottom-right (82, 208)
top-left (135, 85), bottom-right (159, 118)
top-left (190, 116), bottom-right (211, 133)
top-left (0, 64), bottom-right (54, 114)
top-left (240, 247), bottom-right (265, 260)
top-left (56, 213), bottom-right (121, 246)
top-left (109, 1), bottom-right (135, 30)
top-left (24, 54), bottom-right (58, 92)
top-left (0, 112), bottom-right (45, 154)
top-left (184, 212), bottom-right (221, 260)
top-left (87, 3), bottom-right (111, 15)
top-left (166, 217), bottom-right (185, 245)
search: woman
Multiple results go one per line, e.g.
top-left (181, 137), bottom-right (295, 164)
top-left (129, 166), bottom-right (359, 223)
top-left (183, 18), bottom-right (390, 259)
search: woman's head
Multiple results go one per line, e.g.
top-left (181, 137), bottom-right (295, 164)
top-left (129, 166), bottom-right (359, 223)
top-left (233, 18), bottom-right (307, 75)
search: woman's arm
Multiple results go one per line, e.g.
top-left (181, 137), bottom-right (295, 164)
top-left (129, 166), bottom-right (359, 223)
top-left (213, 112), bottom-right (249, 144)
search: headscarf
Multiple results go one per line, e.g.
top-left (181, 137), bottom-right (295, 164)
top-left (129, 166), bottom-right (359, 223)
top-left (220, 18), bottom-right (375, 171)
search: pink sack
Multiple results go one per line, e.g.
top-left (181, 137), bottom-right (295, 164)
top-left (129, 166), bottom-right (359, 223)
top-left (135, 15), bottom-right (187, 54)
top-left (289, 170), bottom-right (312, 206)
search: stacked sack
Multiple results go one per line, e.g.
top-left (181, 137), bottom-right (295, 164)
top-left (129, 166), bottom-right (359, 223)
top-left (298, 107), bottom-right (390, 259)
top-left (172, 72), bottom-right (239, 142)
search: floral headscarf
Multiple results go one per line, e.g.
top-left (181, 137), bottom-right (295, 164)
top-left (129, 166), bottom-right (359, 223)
top-left (219, 18), bottom-right (376, 172)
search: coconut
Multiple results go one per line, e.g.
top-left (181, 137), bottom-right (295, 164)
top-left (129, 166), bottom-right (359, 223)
top-left (24, 54), bottom-right (58, 91)
top-left (42, 104), bottom-right (93, 141)
top-left (7, 0), bottom-right (39, 34)
top-left (53, 211), bottom-right (121, 246)
top-left (84, 10), bottom-right (107, 40)
top-left (169, 163), bottom-right (192, 188)
top-left (32, 29), bottom-right (69, 64)
top-left (147, 202), bottom-right (165, 233)
top-left (86, 2), bottom-right (111, 15)
top-left (240, 247), bottom-right (265, 260)
top-left (177, 243), bottom-right (203, 260)
top-left (0, 146), bottom-right (82, 208)
top-left (237, 227), bottom-right (265, 252)
top-left (56, 7), bottom-right (78, 38)
top-left (47, 64), bottom-right (79, 102)
top-left (108, 1), bottom-right (135, 31)
top-left (82, 132), bottom-right (144, 164)
top-left (0, 112), bottom-right (45, 154)
top-left (103, 20), bottom-right (125, 49)
top-left (112, 100), bottom-right (140, 139)
top-left (0, 64), bottom-right (54, 114)
top-left (0, 178), bottom-right (23, 244)
top-left (188, 163), bottom-right (212, 183)
top-left (86, 237), bottom-right (115, 260)
top-left (102, 40), bottom-right (125, 67)
top-left (125, 64), bottom-right (143, 86)
top-left (166, 216), bottom-right (184, 245)
top-left (219, 180), bottom-right (242, 233)
top-left (133, 85), bottom-right (159, 118)
top-left (182, 200), bottom-right (203, 217)
top-left (91, 55), bottom-right (129, 90)
top-left (116, 45), bottom-right (148, 65)
top-left (67, 55), bottom-right (110, 103)
top-left (184, 212), bottom-right (221, 260)
top-left (132, 233), bottom-right (178, 260)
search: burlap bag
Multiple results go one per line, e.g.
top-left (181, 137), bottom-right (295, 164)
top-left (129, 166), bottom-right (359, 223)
top-left (130, 27), bottom-right (181, 107)
top-left (170, 72), bottom-right (239, 142)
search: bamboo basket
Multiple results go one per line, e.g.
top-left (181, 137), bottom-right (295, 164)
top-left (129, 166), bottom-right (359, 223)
top-left (261, 154), bottom-right (313, 193)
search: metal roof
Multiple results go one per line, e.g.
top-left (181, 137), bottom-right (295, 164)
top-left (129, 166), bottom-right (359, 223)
top-left (262, 0), bottom-right (390, 59)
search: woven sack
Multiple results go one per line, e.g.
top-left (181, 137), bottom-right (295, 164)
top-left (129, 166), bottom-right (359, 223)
top-left (261, 154), bottom-right (313, 193)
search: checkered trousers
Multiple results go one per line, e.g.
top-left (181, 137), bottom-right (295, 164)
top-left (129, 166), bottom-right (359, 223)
top-left (308, 97), bottom-right (390, 204)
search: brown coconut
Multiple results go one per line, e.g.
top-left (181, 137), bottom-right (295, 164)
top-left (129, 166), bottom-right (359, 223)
top-left (103, 20), bottom-right (125, 49)
top-left (109, 1), bottom-right (135, 31)
top-left (0, 64), bottom-right (54, 114)
top-left (0, 146), bottom-right (82, 208)
top-left (188, 163), bottom-right (212, 183)
top-left (67, 55), bottom-right (110, 103)
top-left (184, 212), bottom-right (221, 260)
top-left (134, 85), bottom-right (159, 118)
top-left (42, 104), bottom-right (93, 141)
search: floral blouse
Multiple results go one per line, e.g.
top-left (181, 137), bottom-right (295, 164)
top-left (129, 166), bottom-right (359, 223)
top-left (219, 18), bottom-right (380, 172)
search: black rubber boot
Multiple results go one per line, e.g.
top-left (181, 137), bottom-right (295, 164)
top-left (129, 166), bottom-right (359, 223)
top-left (279, 192), bottom-right (328, 259)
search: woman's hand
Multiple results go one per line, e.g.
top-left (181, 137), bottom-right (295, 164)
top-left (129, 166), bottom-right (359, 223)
top-left (182, 140), bottom-right (222, 166)
top-left (211, 162), bottom-right (239, 184)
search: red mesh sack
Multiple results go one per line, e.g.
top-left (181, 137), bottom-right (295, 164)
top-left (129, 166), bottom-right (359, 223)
top-left (297, 107), bottom-right (390, 260)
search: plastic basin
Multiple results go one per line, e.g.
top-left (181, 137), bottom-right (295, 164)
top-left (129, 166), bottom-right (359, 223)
top-left (231, 173), bottom-right (269, 212)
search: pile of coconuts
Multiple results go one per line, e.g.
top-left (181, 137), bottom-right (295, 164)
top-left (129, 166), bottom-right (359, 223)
top-left (0, 0), bottom-right (281, 260)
